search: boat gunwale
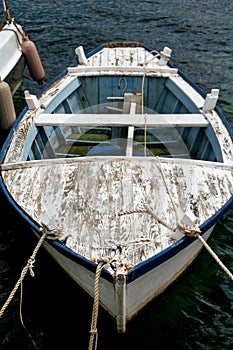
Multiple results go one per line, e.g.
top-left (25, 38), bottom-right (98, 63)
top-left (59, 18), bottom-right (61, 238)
top-left (1, 40), bottom-right (232, 162)
top-left (1, 41), bottom-right (233, 285)
top-left (1, 154), bottom-right (233, 171)
top-left (175, 64), bottom-right (233, 143)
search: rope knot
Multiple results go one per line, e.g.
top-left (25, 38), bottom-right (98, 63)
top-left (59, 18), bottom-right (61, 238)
top-left (179, 223), bottom-right (201, 237)
top-left (27, 257), bottom-right (35, 277)
top-left (40, 223), bottom-right (63, 240)
top-left (97, 257), bottom-right (111, 265)
top-left (90, 328), bottom-right (97, 335)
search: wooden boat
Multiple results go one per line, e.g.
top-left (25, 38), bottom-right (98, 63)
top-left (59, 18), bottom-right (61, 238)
top-left (0, 5), bottom-right (25, 93)
top-left (0, 41), bottom-right (233, 333)
top-left (0, 0), bottom-right (45, 131)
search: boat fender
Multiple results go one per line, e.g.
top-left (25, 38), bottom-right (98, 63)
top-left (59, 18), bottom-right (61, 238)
top-left (0, 78), bottom-right (16, 130)
top-left (22, 37), bottom-right (45, 84)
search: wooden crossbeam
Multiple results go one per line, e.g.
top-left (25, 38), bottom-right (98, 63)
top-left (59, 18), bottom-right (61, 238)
top-left (35, 113), bottom-right (208, 128)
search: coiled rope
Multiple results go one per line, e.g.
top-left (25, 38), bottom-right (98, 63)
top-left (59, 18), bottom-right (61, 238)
top-left (88, 257), bottom-right (111, 350)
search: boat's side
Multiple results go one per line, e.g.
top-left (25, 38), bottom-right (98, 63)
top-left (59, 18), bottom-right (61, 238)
top-left (0, 22), bottom-right (24, 87)
top-left (1, 42), bottom-right (233, 334)
top-left (36, 225), bottom-right (212, 332)
top-left (125, 229), bottom-right (212, 323)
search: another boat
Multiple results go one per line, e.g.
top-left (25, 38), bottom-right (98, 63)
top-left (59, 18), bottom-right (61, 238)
top-left (0, 0), bottom-right (45, 131)
top-left (0, 41), bottom-right (233, 333)
top-left (0, 2), bottom-right (25, 94)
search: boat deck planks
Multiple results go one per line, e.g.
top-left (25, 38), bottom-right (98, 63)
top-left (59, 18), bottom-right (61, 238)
top-left (2, 157), bottom-right (233, 265)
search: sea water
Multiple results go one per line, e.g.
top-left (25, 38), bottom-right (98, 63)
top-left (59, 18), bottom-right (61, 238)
top-left (0, 1), bottom-right (233, 348)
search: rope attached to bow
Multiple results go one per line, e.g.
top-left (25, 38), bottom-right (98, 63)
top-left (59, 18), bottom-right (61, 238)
top-left (88, 257), bottom-right (112, 350)
top-left (0, 224), bottom-right (62, 317)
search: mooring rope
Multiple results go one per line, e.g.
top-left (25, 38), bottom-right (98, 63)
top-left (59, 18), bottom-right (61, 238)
top-left (184, 230), bottom-right (233, 281)
top-left (119, 202), bottom-right (233, 282)
top-left (141, 50), bottom-right (160, 157)
top-left (154, 157), bottom-right (233, 281)
top-left (197, 233), bottom-right (233, 281)
top-left (0, 230), bottom-right (47, 318)
top-left (0, 225), bottom-right (62, 349)
top-left (88, 257), bottom-right (111, 350)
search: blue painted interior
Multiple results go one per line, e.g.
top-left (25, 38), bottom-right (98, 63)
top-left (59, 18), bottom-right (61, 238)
top-left (21, 75), bottom-right (222, 162)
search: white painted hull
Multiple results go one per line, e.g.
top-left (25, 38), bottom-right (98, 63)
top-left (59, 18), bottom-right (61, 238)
top-left (38, 227), bottom-right (213, 331)
top-left (0, 22), bottom-right (24, 93)
top-left (125, 229), bottom-right (212, 321)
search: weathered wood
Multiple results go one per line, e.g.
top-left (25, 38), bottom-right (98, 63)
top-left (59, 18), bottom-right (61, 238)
top-left (1, 40), bottom-right (233, 335)
top-left (2, 156), bottom-right (233, 171)
top-left (2, 158), bottom-right (233, 268)
top-left (68, 65), bottom-right (178, 76)
top-left (35, 113), bottom-right (209, 127)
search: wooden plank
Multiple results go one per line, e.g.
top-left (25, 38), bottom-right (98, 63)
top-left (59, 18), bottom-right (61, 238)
top-left (115, 274), bottom-right (126, 333)
top-left (126, 102), bottom-right (136, 156)
top-left (1, 155), bottom-right (232, 172)
top-left (34, 113), bottom-right (208, 127)
top-left (68, 65), bottom-right (178, 76)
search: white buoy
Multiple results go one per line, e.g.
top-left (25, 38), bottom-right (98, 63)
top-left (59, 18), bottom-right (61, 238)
top-left (0, 78), bottom-right (16, 130)
top-left (22, 37), bottom-right (45, 84)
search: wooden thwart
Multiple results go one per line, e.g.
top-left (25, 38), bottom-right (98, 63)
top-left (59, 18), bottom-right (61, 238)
top-left (34, 113), bottom-right (208, 127)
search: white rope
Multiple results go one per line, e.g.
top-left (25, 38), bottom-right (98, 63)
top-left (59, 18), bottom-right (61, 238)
top-left (0, 225), bottom-right (62, 349)
top-left (155, 156), bottom-right (179, 222)
top-left (0, 231), bottom-right (47, 318)
top-left (144, 113), bottom-right (147, 157)
top-left (141, 50), bottom-right (160, 157)
top-left (196, 233), bottom-right (233, 281)
top-left (119, 191), bottom-right (233, 281)
top-left (88, 257), bottom-right (111, 350)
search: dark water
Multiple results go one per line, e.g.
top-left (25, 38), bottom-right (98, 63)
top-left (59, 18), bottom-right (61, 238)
top-left (1, 0), bottom-right (233, 349)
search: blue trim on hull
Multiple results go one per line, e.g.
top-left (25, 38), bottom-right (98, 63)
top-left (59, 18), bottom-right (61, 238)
top-left (0, 41), bottom-right (233, 288)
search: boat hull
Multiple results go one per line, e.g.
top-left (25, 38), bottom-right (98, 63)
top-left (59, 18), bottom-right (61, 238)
top-left (37, 227), bottom-right (213, 332)
top-left (5, 55), bottom-right (25, 94)
top-left (0, 22), bottom-right (24, 93)
top-left (1, 41), bottom-right (232, 334)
